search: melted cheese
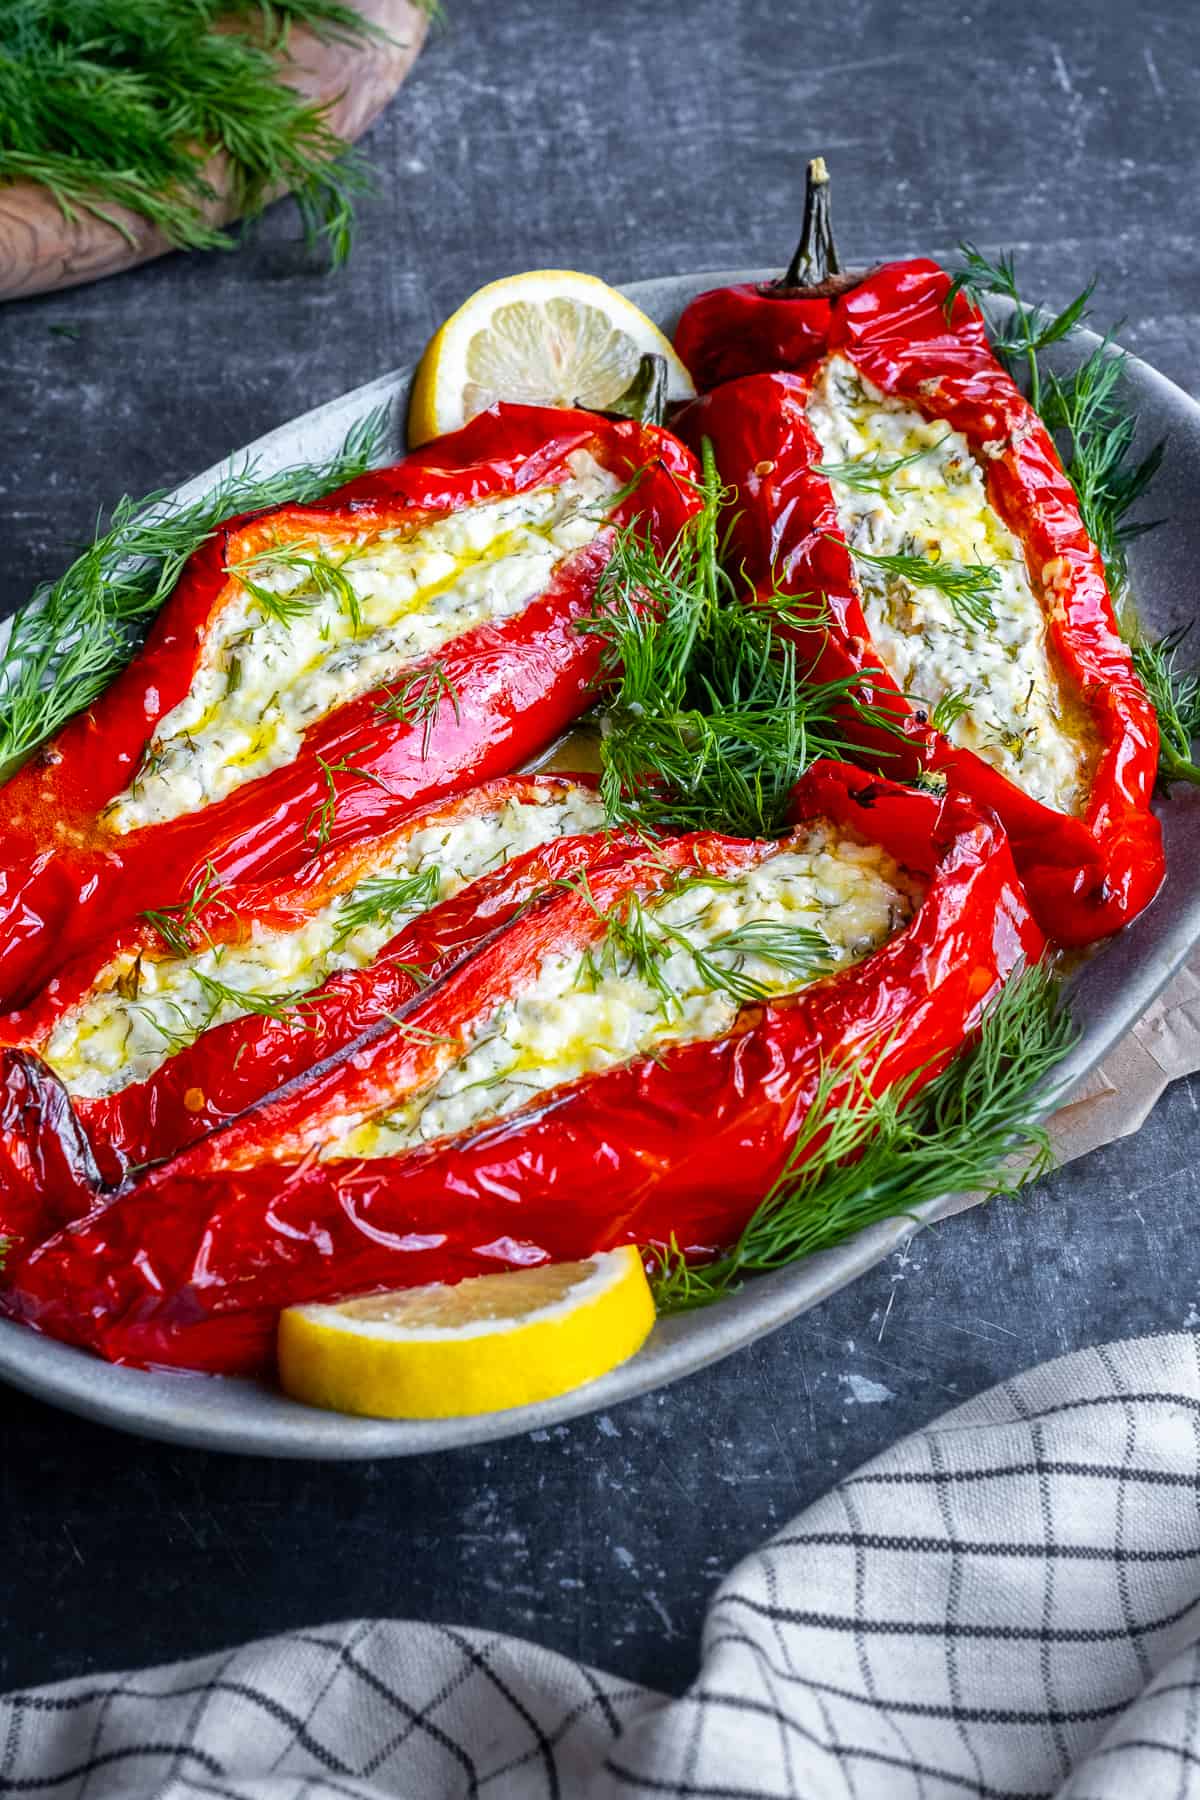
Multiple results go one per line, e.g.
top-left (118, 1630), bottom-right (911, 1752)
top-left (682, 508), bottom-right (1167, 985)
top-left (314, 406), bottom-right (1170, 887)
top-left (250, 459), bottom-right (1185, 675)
top-left (105, 452), bottom-right (619, 833)
top-left (327, 823), bottom-right (920, 1162)
top-left (807, 356), bottom-right (1091, 815)
top-left (42, 786), bottom-right (608, 1099)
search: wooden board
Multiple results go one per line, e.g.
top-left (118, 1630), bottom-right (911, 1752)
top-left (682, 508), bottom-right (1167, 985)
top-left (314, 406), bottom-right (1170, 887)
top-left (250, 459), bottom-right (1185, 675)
top-left (0, 0), bottom-right (429, 302)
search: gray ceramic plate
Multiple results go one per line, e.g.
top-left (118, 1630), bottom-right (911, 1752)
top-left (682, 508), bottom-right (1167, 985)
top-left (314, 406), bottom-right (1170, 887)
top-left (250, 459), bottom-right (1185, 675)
top-left (2, 271), bottom-right (1197, 1457)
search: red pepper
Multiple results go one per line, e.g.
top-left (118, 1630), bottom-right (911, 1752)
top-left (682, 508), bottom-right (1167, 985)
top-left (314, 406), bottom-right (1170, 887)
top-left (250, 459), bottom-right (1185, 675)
top-left (0, 406), bottom-right (699, 1010)
top-left (0, 775), bottom-right (650, 1254)
top-left (672, 211), bottom-right (1162, 943)
top-left (3, 760), bottom-right (1042, 1375)
top-left (673, 158), bottom-right (856, 389)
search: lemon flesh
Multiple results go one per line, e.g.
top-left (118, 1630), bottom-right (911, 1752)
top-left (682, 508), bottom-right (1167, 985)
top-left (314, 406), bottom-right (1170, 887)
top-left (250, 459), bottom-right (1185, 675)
top-left (277, 1246), bottom-right (655, 1419)
top-left (408, 269), bottom-right (694, 447)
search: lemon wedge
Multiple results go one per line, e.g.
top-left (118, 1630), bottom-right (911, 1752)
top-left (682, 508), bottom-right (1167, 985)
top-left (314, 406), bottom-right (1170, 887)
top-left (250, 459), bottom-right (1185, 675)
top-left (407, 269), bottom-right (695, 446)
top-left (277, 1247), bottom-right (656, 1419)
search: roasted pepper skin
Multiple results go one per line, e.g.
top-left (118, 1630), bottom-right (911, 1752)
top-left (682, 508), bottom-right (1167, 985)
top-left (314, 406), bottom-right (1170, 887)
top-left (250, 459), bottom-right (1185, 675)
top-left (673, 260), bottom-right (1164, 945)
top-left (0, 1051), bottom-right (102, 1257)
top-left (0, 408), bottom-right (699, 1010)
top-left (674, 279), bottom-right (836, 391)
top-left (0, 776), bottom-right (647, 1252)
top-left (4, 761), bottom-right (1043, 1375)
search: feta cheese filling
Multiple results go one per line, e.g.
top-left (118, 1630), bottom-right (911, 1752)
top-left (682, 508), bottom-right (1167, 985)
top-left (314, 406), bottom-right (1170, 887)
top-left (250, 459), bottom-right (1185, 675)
top-left (327, 822), bottom-right (920, 1163)
top-left (807, 356), bottom-right (1092, 815)
top-left (41, 786), bottom-right (608, 1100)
top-left (104, 452), bottom-right (620, 834)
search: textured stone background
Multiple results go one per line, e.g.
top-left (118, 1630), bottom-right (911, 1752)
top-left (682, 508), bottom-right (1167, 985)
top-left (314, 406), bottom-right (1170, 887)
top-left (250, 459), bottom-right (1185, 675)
top-left (2, 0), bottom-right (1198, 1699)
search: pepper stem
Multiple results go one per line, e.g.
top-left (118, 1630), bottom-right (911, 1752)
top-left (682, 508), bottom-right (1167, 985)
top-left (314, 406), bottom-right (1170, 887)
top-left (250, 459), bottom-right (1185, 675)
top-left (606, 353), bottom-right (668, 427)
top-left (781, 156), bottom-right (842, 289)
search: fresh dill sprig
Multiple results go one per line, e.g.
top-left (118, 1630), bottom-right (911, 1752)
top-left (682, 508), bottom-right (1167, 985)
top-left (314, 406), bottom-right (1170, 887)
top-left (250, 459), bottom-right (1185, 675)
top-left (653, 962), bottom-right (1074, 1310)
top-left (707, 918), bottom-right (833, 980)
top-left (140, 860), bottom-right (232, 957)
top-left (930, 688), bottom-right (973, 735)
top-left (1039, 343), bottom-right (1164, 595)
top-left (133, 995), bottom-right (206, 1058)
top-left (376, 661), bottom-right (462, 755)
top-left (812, 441), bottom-right (942, 494)
top-left (193, 969), bottom-right (315, 1027)
top-left (1130, 630), bottom-right (1200, 788)
top-left (843, 540), bottom-right (999, 630)
top-left (945, 247), bottom-right (1161, 592)
top-left (944, 245), bottom-right (1094, 416)
top-left (228, 539), bottom-right (364, 631)
top-left (0, 406), bottom-right (388, 782)
top-left (582, 442), bottom-right (884, 838)
top-left (571, 870), bottom-right (834, 1013)
top-left (335, 863), bottom-right (443, 941)
top-left (303, 753), bottom-right (391, 851)
top-left (0, 0), bottom-right (394, 266)
top-left (944, 244), bottom-right (1182, 775)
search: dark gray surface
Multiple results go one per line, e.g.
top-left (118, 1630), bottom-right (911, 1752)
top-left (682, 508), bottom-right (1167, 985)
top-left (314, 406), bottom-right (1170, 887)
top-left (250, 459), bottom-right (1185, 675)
top-left (1, 0), bottom-right (1198, 1697)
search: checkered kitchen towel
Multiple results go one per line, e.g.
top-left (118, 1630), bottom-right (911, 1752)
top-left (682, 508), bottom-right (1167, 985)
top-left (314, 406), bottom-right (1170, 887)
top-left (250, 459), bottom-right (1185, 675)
top-left (6, 1332), bottom-right (1200, 1798)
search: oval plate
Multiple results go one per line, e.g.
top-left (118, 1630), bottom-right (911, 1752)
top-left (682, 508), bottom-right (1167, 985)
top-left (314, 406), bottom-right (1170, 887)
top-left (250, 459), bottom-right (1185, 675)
top-left (2, 271), bottom-right (1198, 1456)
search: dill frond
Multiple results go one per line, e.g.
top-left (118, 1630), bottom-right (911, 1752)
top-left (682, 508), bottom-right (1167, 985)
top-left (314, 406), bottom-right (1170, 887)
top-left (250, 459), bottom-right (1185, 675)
top-left (1040, 342), bottom-right (1164, 596)
top-left (653, 962), bottom-right (1074, 1310)
top-left (1130, 629), bottom-right (1200, 788)
top-left (843, 541), bottom-right (999, 630)
top-left (813, 440), bottom-right (943, 494)
top-left (944, 244), bottom-right (1094, 416)
top-left (303, 752), bottom-right (391, 851)
top-left (0, 406), bottom-right (388, 781)
top-left (567, 868), bottom-right (835, 1015)
top-left (335, 863), bottom-right (443, 941)
top-left (228, 539), bottom-right (365, 630)
top-left (140, 861), bottom-right (233, 957)
top-left (375, 661), bottom-right (461, 755)
top-left (0, 0), bottom-right (395, 264)
top-left (944, 244), bottom-right (1183, 781)
top-left (581, 442), bottom-right (886, 838)
top-left (929, 688), bottom-right (973, 735)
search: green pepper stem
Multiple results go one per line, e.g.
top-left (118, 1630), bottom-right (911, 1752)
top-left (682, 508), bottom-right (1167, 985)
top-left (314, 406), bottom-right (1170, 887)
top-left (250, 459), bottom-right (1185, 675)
top-left (781, 156), bottom-right (842, 289)
top-left (607, 353), bottom-right (669, 427)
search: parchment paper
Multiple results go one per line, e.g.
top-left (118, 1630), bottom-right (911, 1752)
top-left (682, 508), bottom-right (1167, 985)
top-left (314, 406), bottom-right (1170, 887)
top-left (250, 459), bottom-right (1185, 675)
top-left (1049, 958), bottom-right (1200, 1165)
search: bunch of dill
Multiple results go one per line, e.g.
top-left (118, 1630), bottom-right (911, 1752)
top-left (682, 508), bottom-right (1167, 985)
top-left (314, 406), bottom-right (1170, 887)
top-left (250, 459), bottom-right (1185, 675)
top-left (0, 0), bottom-right (411, 265)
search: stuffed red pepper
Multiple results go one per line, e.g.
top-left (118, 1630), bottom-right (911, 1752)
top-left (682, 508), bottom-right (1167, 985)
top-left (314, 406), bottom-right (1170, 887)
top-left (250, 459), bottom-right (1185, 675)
top-left (4, 760), bottom-right (1043, 1375)
top-left (673, 168), bottom-right (1162, 944)
top-left (0, 775), bottom-right (650, 1255)
top-left (0, 406), bottom-right (698, 1008)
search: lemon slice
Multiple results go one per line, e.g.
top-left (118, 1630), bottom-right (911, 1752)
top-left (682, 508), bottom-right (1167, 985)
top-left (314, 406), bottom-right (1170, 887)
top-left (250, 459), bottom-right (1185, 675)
top-left (277, 1247), bottom-right (656, 1419)
top-left (407, 269), bottom-right (695, 446)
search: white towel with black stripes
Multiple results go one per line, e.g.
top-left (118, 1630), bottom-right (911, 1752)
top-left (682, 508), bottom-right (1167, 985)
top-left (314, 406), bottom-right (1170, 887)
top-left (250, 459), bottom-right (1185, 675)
top-left (4, 1330), bottom-right (1200, 1799)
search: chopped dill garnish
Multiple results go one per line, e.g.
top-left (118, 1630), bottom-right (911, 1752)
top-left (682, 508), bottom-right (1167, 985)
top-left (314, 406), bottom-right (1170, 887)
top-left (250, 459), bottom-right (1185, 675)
top-left (140, 860), bottom-right (232, 957)
top-left (335, 863), bottom-right (443, 941)
top-left (228, 539), bottom-right (365, 631)
top-left (375, 661), bottom-right (462, 755)
top-left (568, 868), bottom-right (834, 1014)
top-left (0, 406), bottom-right (388, 781)
top-left (930, 688), bottom-right (973, 735)
top-left (653, 962), bottom-right (1074, 1310)
top-left (813, 441), bottom-right (943, 494)
top-left (843, 540), bottom-right (999, 630)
